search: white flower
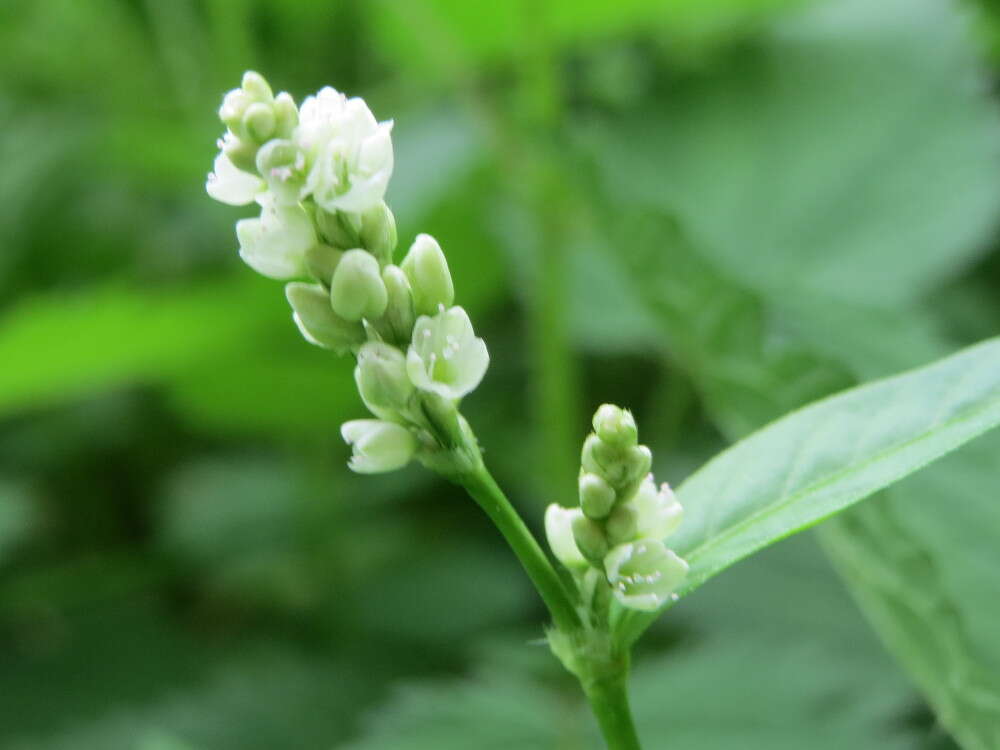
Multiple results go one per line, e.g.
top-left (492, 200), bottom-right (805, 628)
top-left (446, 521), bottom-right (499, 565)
top-left (545, 504), bottom-right (589, 570)
top-left (235, 195), bottom-right (315, 279)
top-left (631, 475), bottom-right (683, 541)
top-left (341, 419), bottom-right (417, 473)
top-left (604, 540), bottom-right (688, 612)
top-left (406, 306), bottom-right (489, 400)
top-left (205, 150), bottom-right (264, 206)
top-left (295, 88), bottom-right (394, 214)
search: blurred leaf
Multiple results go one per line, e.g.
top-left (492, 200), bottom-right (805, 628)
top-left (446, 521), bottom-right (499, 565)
top-left (344, 629), bottom-right (918, 750)
top-left (0, 480), bottom-right (35, 566)
top-left (4, 646), bottom-right (380, 750)
top-left (583, 0), bottom-right (1000, 308)
top-left (822, 497), bottom-right (1000, 750)
top-left (370, 0), bottom-right (803, 80)
top-left (343, 666), bottom-right (573, 750)
top-left (0, 277), bottom-right (276, 417)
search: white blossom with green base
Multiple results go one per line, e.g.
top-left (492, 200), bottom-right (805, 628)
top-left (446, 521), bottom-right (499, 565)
top-left (604, 540), bottom-right (688, 612)
top-left (341, 420), bottom-right (417, 474)
top-left (406, 306), bottom-right (489, 401)
top-left (235, 196), bottom-right (315, 280)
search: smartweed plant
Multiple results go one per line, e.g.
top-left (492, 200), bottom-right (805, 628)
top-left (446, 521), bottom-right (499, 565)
top-left (206, 72), bottom-right (1000, 749)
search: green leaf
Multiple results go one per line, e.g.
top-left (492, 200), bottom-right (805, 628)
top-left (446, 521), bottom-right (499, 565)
top-left (605, 211), bottom-right (1000, 745)
top-left (621, 334), bottom-right (1000, 643)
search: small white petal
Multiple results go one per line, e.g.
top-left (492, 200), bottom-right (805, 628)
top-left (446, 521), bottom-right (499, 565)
top-left (206, 153), bottom-right (264, 205)
top-left (545, 504), bottom-right (588, 570)
top-left (341, 419), bottom-right (416, 474)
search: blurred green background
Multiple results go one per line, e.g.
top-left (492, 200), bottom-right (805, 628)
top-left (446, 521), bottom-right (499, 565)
top-left (2, 0), bottom-right (1000, 748)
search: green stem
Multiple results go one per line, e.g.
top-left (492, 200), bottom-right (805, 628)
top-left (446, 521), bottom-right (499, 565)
top-left (583, 668), bottom-right (643, 750)
top-left (458, 464), bottom-right (581, 632)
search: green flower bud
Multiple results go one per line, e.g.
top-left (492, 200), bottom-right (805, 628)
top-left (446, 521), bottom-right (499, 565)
top-left (545, 505), bottom-right (588, 570)
top-left (401, 234), bottom-right (454, 316)
top-left (341, 419), bottom-right (417, 474)
top-left (305, 243), bottom-right (344, 286)
top-left (380, 264), bottom-right (416, 345)
top-left (581, 434), bottom-right (625, 484)
top-left (241, 70), bottom-right (273, 101)
top-left (272, 92), bottom-right (299, 139)
top-left (219, 89), bottom-right (253, 137)
top-left (285, 282), bottom-right (365, 354)
top-left (316, 208), bottom-right (358, 249)
top-left (572, 514), bottom-right (608, 565)
top-left (624, 444), bottom-right (652, 484)
top-left (579, 472), bottom-right (616, 520)
top-left (330, 249), bottom-right (388, 321)
top-left (592, 404), bottom-right (638, 447)
top-left (355, 342), bottom-right (415, 420)
top-left (360, 202), bottom-right (397, 263)
top-left (605, 502), bottom-right (639, 545)
top-left (604, 540), bottom-right (688, 612)
top-left (243, 102), bottom-right (276, 143)
top-left (223, 134), bottom-right (259, 173)
top-left (219, 72), bottom-right (275, 143)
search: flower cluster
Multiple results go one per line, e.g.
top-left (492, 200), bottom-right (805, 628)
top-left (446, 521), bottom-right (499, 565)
top-left (207, 72), bottom-right (489, 474)
top-left (545, 405), bottom-right (688, 612)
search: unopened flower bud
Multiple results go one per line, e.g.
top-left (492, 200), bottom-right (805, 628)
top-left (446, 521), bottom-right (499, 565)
top-left (360, 202), bottom-right (397, 263)
top-left (220, 89), bottom-right (253, 136)
top-left (572, 515), bottom-right (609, 565)
top-left (219, 72), bottom-right (275, 143)
top-left (605, 502), bottom-right (640, 545)
top-left (223, 134), bottom-right (259, 173)
top-left (315, 208), bottom-right (358, 249)
top-left (545, 505), bottom-right (588, 570)
top-left (243, 102), bottom-right (276, 143)
top-left (285, 282), bottom-right (364, 354)
top-left (305, 243), bottom-right (344, 286)
top-left (379, 265), bottom-right (416, 345)
top-left (272, 92), bottom-right (298, 139)
top-left (401, 234), bottom-right (454, 316)
top-left (581, 434), bottom-right (625, 484)
top-left (341, 419), bottom-right (417, 474)
top-left (579, 472), bottom-right (616, 520)
top-left (592, 404), bottom-right (638, 447)
top-left (604, 540), bottom-right (688, 612)
top-left (355, 342), bottom-right (415, 420)
top-left (241, 70), bottom-right (273, 101)
top-left (330, 249), bottom-right (388, 321)
top-left (624, 444), bottom-right (652, 483)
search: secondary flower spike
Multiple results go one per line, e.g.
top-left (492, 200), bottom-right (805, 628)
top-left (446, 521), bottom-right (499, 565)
top-left (206, 71), bottom-right (489, 475)
top-left (545, 404), bottom-right (688, 612)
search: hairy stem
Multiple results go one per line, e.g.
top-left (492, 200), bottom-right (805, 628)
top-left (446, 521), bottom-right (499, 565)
top-left (458, 463), bottom-right (581, 632)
